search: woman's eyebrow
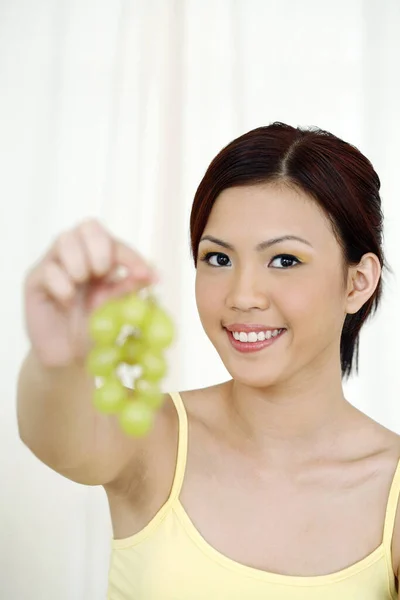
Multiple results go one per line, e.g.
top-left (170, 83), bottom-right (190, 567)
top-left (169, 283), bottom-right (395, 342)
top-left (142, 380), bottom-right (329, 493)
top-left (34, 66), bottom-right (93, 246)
top-left (199, 234), bottom-right (313, 251)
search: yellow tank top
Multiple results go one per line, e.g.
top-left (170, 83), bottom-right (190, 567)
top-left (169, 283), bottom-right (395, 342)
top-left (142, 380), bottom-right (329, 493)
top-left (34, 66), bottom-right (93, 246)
top-left (107, 392), bottom-right (400, 599)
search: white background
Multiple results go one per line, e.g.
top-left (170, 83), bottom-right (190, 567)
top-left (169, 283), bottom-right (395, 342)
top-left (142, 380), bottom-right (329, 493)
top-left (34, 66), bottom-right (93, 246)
top-left (0, 0), bottom-right (399, 598)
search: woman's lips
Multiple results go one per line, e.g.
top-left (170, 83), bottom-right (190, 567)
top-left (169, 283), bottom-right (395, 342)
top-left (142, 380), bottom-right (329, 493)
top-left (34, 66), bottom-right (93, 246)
top-left (225, 328), bottom-right (286, 353)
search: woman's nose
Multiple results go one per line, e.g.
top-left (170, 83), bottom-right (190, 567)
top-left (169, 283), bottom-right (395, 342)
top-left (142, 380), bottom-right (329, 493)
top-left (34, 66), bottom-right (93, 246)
top-left (226, 269), bottom-right (271, 312)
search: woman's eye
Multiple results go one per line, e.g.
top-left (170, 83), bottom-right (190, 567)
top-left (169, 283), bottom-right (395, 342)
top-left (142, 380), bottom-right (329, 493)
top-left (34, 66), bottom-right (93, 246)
top-left (200, 252), bottom-right (300, 269)
top-left (202, 252), bottom-right (231, 267)
top-left (270, 254), bottom-right (300, 269)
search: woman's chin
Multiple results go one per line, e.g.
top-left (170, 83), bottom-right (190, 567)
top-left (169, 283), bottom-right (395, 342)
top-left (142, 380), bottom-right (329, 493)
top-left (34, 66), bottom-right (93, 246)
top-left (223, 362), bottom-right (283, 389)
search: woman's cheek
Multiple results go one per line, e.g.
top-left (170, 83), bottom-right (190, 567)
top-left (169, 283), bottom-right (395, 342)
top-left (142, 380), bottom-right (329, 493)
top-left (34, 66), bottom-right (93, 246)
top-left (284, 284), bottom-right (342, 349)
top-left (196, 278), bottom-right (221, 319)
top-left (282, 288), bottom-right (316, 321)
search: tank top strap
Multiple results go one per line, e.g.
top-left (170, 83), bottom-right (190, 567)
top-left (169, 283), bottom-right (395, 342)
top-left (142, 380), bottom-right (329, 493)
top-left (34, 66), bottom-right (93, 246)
top-left (382, 457), bottom-right (400, 553)
top-left (167, 392), bottom-right (188, 503)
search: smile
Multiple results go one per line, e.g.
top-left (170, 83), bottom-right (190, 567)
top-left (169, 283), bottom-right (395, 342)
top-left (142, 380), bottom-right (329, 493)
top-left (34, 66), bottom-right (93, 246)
top-left (225, 328), bottom-right (286, 353)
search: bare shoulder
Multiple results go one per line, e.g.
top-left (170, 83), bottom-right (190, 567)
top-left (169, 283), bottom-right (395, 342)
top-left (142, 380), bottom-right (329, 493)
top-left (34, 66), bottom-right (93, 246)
top-left (102, 385), bottom-right (226, 540)
top-left (355, 410), bottom-right (400, 576)
top-left (376, 423), bottom-right (400, 576)
top-left (180, 381), bottom-right (230, 422)
top-left (361, 411), bottom-right (400, 460)
top-left (103, 382), bottom-right (228, 499)
top-left (381, 425), bottom-right (400, 579)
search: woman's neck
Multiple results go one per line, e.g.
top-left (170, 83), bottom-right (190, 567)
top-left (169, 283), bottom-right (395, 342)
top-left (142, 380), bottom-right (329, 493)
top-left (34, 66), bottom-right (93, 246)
top-left (225, 366), bottom-right (355, 465)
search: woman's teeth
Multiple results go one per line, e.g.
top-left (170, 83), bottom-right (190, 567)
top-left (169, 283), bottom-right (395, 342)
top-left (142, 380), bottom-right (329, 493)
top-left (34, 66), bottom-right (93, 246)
top-left (232, 329), bottom-right (283, 342)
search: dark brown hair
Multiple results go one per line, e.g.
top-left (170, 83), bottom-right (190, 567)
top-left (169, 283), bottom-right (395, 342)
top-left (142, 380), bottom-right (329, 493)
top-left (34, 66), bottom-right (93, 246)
top-left (190, 122), bottom-right (391, 379)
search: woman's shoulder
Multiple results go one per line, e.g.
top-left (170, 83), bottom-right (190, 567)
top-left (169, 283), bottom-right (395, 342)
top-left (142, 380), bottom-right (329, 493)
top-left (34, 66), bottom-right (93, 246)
top-left (177, 381), bottom-right (231, 429)
top-left (353, 406), bottom-right (400, 460)
top-left (369, 422), bottom-right (400, 579)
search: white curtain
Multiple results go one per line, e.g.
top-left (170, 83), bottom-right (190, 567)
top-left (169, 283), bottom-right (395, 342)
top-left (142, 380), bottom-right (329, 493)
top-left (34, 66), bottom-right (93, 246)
top-left (1, 0), bottom-right (399, 598)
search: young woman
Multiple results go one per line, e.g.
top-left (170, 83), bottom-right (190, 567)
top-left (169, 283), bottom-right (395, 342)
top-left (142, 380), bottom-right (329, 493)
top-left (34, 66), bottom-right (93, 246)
top-left (17, 122), bottom-right (399, 599)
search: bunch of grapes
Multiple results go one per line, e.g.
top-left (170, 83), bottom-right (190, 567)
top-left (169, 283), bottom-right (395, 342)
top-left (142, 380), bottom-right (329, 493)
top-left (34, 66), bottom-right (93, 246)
top-left (86, 291), bottom-right (174, 437)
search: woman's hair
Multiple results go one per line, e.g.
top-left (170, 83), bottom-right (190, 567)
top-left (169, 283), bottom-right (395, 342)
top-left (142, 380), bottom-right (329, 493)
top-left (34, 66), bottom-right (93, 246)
top-left (190, 122), bottom-right (391, 379)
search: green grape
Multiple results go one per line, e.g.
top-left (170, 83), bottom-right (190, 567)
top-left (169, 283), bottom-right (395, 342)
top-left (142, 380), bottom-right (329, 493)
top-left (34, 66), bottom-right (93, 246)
top-left (120, 294), bottom-right (151, 328)
top-left (121, 335), bottom-right (146, 365)
top-left (89, 300), bottom-right (123, 345)
top-left (119, 400), bottom-right (154, 437)
top-left (93, 377), bottom-right (128, 414)
top-left (87, 345), bottom-right (122, 377)
top-left (140, 350), bottom-right (167, 381)
top-left (134, 378), bottom-right (164, 409)
top-left (86, 288), bottom-right (175, 438)
top-left (141, 306), bottom-right (174, 349)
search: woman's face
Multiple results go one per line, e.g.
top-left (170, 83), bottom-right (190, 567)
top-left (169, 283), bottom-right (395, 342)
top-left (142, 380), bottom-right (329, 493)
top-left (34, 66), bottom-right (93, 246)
top-left (195, 182), bottom-right (351, 389)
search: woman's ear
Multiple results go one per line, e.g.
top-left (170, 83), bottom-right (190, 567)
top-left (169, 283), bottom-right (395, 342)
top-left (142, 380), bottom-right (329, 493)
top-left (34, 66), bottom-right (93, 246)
top-left (345, 253), bottom-right (382, 315)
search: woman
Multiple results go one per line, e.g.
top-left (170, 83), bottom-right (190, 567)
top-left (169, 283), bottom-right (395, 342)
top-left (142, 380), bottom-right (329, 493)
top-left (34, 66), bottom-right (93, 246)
top-left (17, 122), bottom-right (398, 599)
